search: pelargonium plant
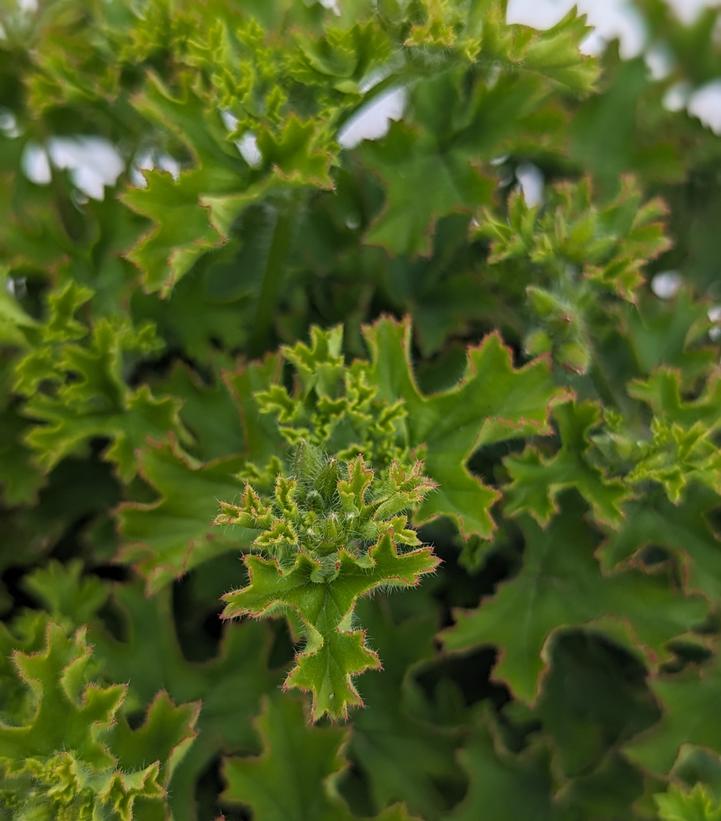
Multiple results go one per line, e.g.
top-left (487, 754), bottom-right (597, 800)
top-left (2, 0), bottom-right (721, 818)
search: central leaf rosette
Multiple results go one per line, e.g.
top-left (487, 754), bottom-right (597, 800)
top-left (218, 444), bottom-right (433, 569)
top-left (216, 444), bottom-right (439, 720)
top-left (253, 325), bottom-right (411, 471)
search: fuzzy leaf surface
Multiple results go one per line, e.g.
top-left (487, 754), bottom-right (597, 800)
top-left (222, 533), bottom-right (438, 720)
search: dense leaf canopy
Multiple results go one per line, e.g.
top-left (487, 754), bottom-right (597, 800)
top-left (2, 0), bottom-right (721, 818)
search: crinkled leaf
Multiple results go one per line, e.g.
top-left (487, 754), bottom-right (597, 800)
top-left (655, 784), bottom-right (721, 821)
top-left (14, 282), bottom-right (183, 482)
top-left (88, 583), bottom-right (278, 821)
top-left (22, 560), bottom-right (108, 628)
top-left (222, 533), bottom-right (439, 720)
top-left (504, 401), bottom-right (629, 527)
top-left (0, 622), bottom-right (198, 821)
top-left (123, 73), bottom-right (334, 296)
top-left (478, 176), bottom-right (670, 301)
top-left (630, 368), bottom-right (721, 430)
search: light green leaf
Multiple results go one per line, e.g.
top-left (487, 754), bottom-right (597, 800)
top-left (655, 784), bottom-right (721, 821)
top-left (222, 533), bottom-right (438, 720)
top-left (14, 282), bottom-right (184, 482)
top-left (504, 401), bottom-right (629, 527)
top-left (0, 622), bottom-right (198, 821)
top-left (22, 560), bottom-right (108, 628)
top-left (88, 583), bottom-right (278, 821)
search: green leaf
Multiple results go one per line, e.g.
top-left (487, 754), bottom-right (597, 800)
top-left (555, 751), bottom-right (646, 821)
top-left (119, 73), bottom-right (248, 297)
top-left (157, 361), bottom-right (248, 462)
top-left (0, 622), bottom-right (198, 821)
top-left (222, 693), bottom-right (416, 821)
top-left (504, 401), bottom-right (629, 527)
top-left (625, 651), bottom-right (721, 776)
top-left (106, 691), bottom-right (200, 815)
top-left (349, 596), bottom-right (462, 817)
top-left (14, 282), bottom-right (184, 482)
top-left (216, 447), bottom-right (435, 565)
top-left (4, 0), bottom-right (721, 816)
top-left (447, 708), bottom-right (555, 821)
top-left (87, 583), bottom-right (278, 821)
top-left (365, 316), bottom-right (566, 538)
top-left (117, 354), bottom-right (285, 590)
top-left (477, 7), bottom-right (599, 95)
top-left (222, 532), bottom-right (438, 720)
top-left (0, 623), bottom-right (124, 766)
top-left (117, 437), bottom-right (246, 592)
top-left (253, 326), bottom-right (410, 469)
top-left (0, 404), bottom-right (45, 506)
top-left (0, 267), bottom-right (36, 347)
top-left (569, 52), bottom-right (684, 184)
top-left (624, 419), bottom-right (721, 504)
top-left (621, 289), bottom-right (715, 383)
top-left (629, 368), bottom-right (721, 430)
top-left (535, 631), bottom-right (659, 777)
top-left (218, 445), bottom-right (438, 720)
top-left (478, 176), bottom-right (670, 301)
top-left (1, 455), bottom-right (120, 581)
top-left (655, 784), bottom-right (721, 821)
top-left (222, 353), bottom-right (285, 466)
top-left (599, 488), bottom-right (721, 600)
top-left (362, 120), bottom-right (494, 257)
top-left (0, 614), bottom-right (48, 727)
top-left (588, 368), bottom-right (721, 504)
top-left (122, 72), bottom-right (334, 297)
top-left (442, 499), bottom-right (707, 703)
top-left (360, 3), bottom-right (598, 258)
top-left (122, 167), bottom-right (229, 297)
top-left (400, 2), bottom-right (597, 94)
top-left (671, 746), bottom-right (721, 800)
top-left (22, 559), bottom-right (109, 628)
top-left (221, 693), bottom-right (351, 821)
top-left (289, 20), bottom-right (393, 92)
